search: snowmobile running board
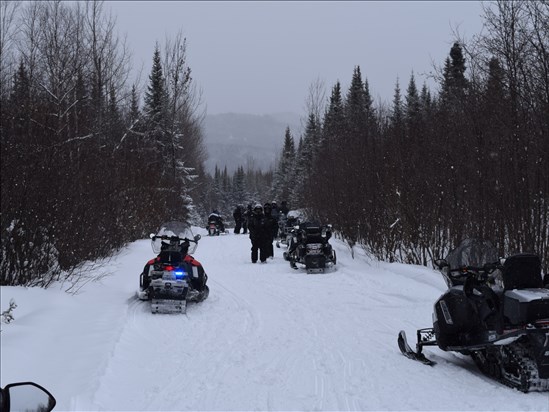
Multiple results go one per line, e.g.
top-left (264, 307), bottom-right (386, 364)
top-left (151, 299), bottom-right (186, 314)
top-left (398, 330), bottom-right (436, 366)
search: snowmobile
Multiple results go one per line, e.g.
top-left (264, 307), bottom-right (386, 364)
top-left (137, 222), bottom-right (209, 314)
top-left (1, 381), bottom-right (56, 412)
top-left (398, 239), bottom-right (549, 392)
top-left (206, 212), bottom-right (226, 236)
top-left (207, 220), bottom-right (221, 236)
top-left (276, 211), bottom-right (300, 248)
top-left (283, 222), bottom-right (336, 273)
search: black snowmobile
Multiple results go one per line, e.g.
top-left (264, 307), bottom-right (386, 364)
top-left (398, 239), bottom-right (549, 392)
top-left (283, 222), bottom-right (336, 273)
top-left (276, 211), bottom-right (301, 248)
top-left (206, 212), bottom-right (225, 236)
top-left (137, 222), bottom-right (209, 314)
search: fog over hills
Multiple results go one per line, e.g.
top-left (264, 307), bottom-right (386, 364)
top-left (203, 112), bottom-right (303, 174)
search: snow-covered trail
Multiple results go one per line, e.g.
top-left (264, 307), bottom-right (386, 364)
top-left (2, 229), bottom-right (546, 411)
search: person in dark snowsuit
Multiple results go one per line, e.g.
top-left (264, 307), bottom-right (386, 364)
top-left (279, 201), bottom-right (289, 216)
top-left (247, 204), bottom-right (272, 263)
top-left (270, 202), bottom-right (281, 239)
top-left (233, 205), bottom-right (243, 234)
top-left (242, 203), bottom-right (252, 234)
top-left (263, 202), bottom-right (278, 258)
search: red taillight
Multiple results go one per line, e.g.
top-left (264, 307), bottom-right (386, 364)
top-left (165, 265), bottom-right (174, 271)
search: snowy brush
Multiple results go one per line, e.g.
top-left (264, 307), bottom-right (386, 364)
top-left (1, 299), bottom-right (17, 324)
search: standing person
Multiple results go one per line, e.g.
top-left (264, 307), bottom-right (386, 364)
top-left (247, 204), bottom-right (271, 263)
top-left (271, 200), bottom-right (280, 239)
top-left (271, 201), bottom-right (280, 221)
top-left (233, 205), bottom-right (243, 234)
top-left (263, 202), bottom-right (278, 259)
top-left (280, 200), bottom-right (289, 216)
top-left (242, 203), bottom-right (252, 234)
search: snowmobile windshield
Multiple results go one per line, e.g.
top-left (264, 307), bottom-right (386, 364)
top-left (152, 221), bottom-right (198, 255)
top-left (445, 238), bottom-right (498, 269)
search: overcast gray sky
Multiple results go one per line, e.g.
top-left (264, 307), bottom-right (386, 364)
top-left (108, 1), bottom-right (486, 116)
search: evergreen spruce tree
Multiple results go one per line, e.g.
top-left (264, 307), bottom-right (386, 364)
top-left (129, 84), bottom-right (140, 123)
top-left (345, 66), bottom-right (368, 140)
top-left (144, 44), bottom-right (165, 125)
top-left (232, 166), bottom-right (247, 206)
top-left (293, 113), bottom-right (320, 207)
top-left (273, 126), bottom-right (296, 202)
top-left (391, 78), bottom-right (403, 126)
top-left (440, 42), bottom-right (468, 106)
top-left (405, 72), bottom-right (421, 128)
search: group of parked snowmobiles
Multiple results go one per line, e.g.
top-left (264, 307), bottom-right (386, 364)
top-left (136, 219), bottom-right (548, 393)
top-left (398, 238), bottom-right (549, 392)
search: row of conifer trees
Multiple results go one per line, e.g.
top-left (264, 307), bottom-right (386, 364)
top-left (271, 0), bottom-right (548, 268)
top-left (1, 0), bottom-right (547, 286)
top-left (0, 1), bottom-right (207, 286)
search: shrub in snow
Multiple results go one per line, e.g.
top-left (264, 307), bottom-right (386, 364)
top-left (1, 299), bottom-right (17, 324)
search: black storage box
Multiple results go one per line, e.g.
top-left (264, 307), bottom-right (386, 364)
top-left (503, 289), bottom-right (549, 325)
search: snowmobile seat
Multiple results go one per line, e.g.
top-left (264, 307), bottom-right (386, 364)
top-left (157, 250), bottom-right (183, 265)
top-left (302, 223), bottom-right (323, 244)
top-left (503, 253), bottom-right (543, 290)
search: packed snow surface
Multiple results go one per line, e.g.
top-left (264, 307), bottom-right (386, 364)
top-left (1, 228), bottom-right (547, 410)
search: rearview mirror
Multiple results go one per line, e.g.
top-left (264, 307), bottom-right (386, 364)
top-left (194, 234), bottom-right (201, 242)
top-left (2, 382), bottom-right (56, 412)
top-left (149, 233), bottom-right (156, 239)
top-left (434, 259), bottom-right (449, 269)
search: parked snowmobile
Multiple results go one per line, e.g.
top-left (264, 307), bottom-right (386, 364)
top-left (137, 222), bottom-right (209, 314)
top-left (283, 222), bottom-right (336, 273)
top-left (276, 210), bottom-right (300, 248)
top-left (398, 239), bottom-right (549, 392)
top-left (206, 211), bottom-right (226, 236)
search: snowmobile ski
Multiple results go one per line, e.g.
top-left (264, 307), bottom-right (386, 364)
top-left (398, 330), bottom-right (436, 366)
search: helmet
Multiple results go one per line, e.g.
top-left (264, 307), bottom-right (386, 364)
top-left (271, 201), bottom-right (277, 206)
top-left (253, 204), bottom-right (263, 214)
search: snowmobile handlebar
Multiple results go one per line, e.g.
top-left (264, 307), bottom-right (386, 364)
top-left (150, 234), bottom-right (201, 244)
top-left (446, 263), bottom-right (503, 283)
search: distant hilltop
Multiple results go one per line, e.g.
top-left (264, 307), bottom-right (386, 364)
top-left (204, 112), bottom-right (303, 174)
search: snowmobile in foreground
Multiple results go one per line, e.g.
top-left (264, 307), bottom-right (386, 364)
top-left (137, 222), bottom-right (209, 314)
top-left (398, 242), bottom-right (549, 392)
top-left (283, 222), bottom-right (336, 273)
